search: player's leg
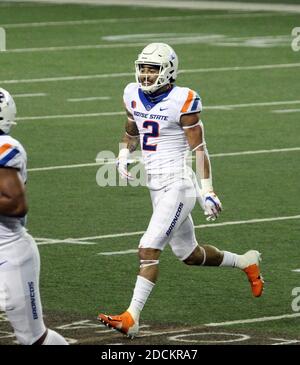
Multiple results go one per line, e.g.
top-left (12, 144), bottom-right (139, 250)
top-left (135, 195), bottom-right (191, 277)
top-left (169, 219), bottom-right (264, 297)
top-left (130, 178), bottom-right (196, 318)
top-left (1, 233), bottom-right (68, 345)
top-left (98, 178), bottom-right (196, 337)
top-left (184, 245), bottom-right (264, 297)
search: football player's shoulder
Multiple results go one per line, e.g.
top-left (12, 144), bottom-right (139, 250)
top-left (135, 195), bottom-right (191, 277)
top-left (172, 86), bottom-right (200, 101)
top-left (171, 86), bottom-right (191, 101)
top-left (0, 134), bottom-right (22, 150)
top-left (0, 135), bottom-right (26, 168)
top-left (124, 82), bottom-right (138, 97)
top-left (172, 86), bottom-right (202, 114)
top-left (123, 83), bottom-right (138, 111)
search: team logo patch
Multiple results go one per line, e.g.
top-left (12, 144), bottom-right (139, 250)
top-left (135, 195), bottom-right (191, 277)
top-left (131, 100), bottom-right (136, 109)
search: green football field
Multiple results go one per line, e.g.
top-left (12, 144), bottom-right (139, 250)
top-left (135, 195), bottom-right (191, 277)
top-left (0, 0), bottom-right (300, 345)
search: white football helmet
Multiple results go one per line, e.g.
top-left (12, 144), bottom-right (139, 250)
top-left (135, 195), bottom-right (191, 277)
top-left (0, 88), bottom-right (17, 134)
top-left (135, 43), bottom-right (178, 94)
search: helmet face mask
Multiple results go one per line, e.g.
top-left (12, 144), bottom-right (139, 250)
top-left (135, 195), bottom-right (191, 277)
top-left (0, 88), bottom-right (17, 134)
top-left (135, 43), bottom-right (178, 94)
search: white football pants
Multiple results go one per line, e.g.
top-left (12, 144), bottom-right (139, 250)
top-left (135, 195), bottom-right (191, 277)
top-left (0, 232), bottom-right (46, 345)
top-left (139, 176), bottom-right (198, 260)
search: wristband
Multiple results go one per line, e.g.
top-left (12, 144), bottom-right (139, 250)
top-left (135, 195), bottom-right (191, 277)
top-left (118, 148), bottom-right (130, 160)
top-left (201, 178), bottom-right (213, 194)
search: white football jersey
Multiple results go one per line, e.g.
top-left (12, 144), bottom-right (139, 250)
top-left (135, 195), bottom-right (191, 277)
top-left (123, 83), bottom-right (202, 177)
top-left (0, 134), bottom-right (27, 245)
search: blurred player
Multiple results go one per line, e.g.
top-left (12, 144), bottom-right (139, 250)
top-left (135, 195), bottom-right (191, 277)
top-left (0, 88), bottom-right (68, 345)
top-left (98, 43), bottom-right (264, 338)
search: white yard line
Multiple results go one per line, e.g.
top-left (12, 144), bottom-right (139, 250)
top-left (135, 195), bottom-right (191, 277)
top-left (16, 111), bottom-right (124, 121)
top-left (1, 33), bottom-right (293, 54)
top-left (67, 96), bottom-right (111, 102)
top-left (35, 237), bottom-right (106, 245)
top-left (97, 249), bottom-right (138, 256)
top-left (0, 2), bottom-right (51, 7)
top-left (194, 215), bottom-right (300, 230)
top-left (272, 109), bottom-right (300, 114)
top-left (1, 13), bottom-right (288, 28)
top-left (16, 99), bottom-right (300, 122)
top-left (269, 338), bottom-right (300, 345)
top-left (205, 100), bottom-right (300, 110)
top-left (28, 162), bottom-right (101, 172)
top-left (15, 99), bottom-right (300, 122)
top-left (205, 313), bottom-right (300, 327)
top-left (210, 147), bottom-right (300, 157)
top-left (27, 147), bottom-right (300, 172)
top-left (0, 37), bottom-right (293, 53)
top-left (0, 72), bottom-right (133, 84)
top-left (4, 42), bottom-right (147, 53)
top-left (35, 214), bottom-right (300, 245)
top-left (2, 63), bottom-right (300, 84)
top-left (12, 93), bottom-right (47, 98)
top-left (6, 0), bottom-right (300, 13)
top-left (292, 269), bottom-right (300, 273)
top-left (181, 63), bottom-right (300, 74)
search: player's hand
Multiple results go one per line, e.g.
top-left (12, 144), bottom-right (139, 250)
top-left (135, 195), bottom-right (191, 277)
top-left (203, 192), bottom-right (222, 221)
top-left (116, 159), bottom-right (134, 180)
top-left (116, 148), bottom-right (134, 181)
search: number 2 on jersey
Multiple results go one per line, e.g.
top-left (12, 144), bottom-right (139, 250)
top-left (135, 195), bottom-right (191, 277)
top-left (142, 121), bottom-right (159, 151)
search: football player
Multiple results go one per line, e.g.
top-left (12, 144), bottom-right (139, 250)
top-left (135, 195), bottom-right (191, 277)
top-left (0, 88), bottom-right (68, 345)
top-left (98, 43), bottom-right (264, 338)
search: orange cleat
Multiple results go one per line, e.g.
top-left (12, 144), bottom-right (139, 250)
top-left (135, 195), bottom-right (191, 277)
top-left (243, 250), bottom-right (264, 297)
top-left (97, 311), bottom-right (139, 338)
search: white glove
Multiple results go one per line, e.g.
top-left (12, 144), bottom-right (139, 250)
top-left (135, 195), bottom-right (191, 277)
top-left (203, 192), bottom-right (222, 221)
top-left (116, 148), bottom-right (134, 181)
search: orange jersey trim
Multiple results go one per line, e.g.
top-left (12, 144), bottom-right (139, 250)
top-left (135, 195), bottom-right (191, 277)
top-left (181, 90), bottom-right (195, 113)
top-left (0, 143), bottom-right (12, 155)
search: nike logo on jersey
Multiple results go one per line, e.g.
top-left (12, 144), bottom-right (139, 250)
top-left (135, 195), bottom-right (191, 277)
top-left (160, 107), bottom-right (168, 111)
top-left (0, 260), bottom-right (7, 266)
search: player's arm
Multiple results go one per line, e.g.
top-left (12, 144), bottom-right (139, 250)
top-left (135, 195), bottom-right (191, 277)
top-left (181, 112), bottom-right (210, 180)
top-left (180, 112), bottom-right (222, 220)
top-left (0, 167), bottom-right (28, 217)
top-left (117, 109), bottom-right (140, 181)
top-left (122, 109), bottom-right (140, 153)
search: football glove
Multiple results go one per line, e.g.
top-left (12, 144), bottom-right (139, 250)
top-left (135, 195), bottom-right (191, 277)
top-left (203, 192), bottom-right (222, 221)
top-left (116, 148), bottom-right (134, 181)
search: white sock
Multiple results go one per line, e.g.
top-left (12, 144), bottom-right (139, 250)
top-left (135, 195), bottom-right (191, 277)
top-left (127, 275), bottom-right (155, 321)
top-left (235, 254), bottom-right (252, 269)
top-left (43, 329), bottom-right (69, 345)
top-left (220, 251), bottom-right (239, 268)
